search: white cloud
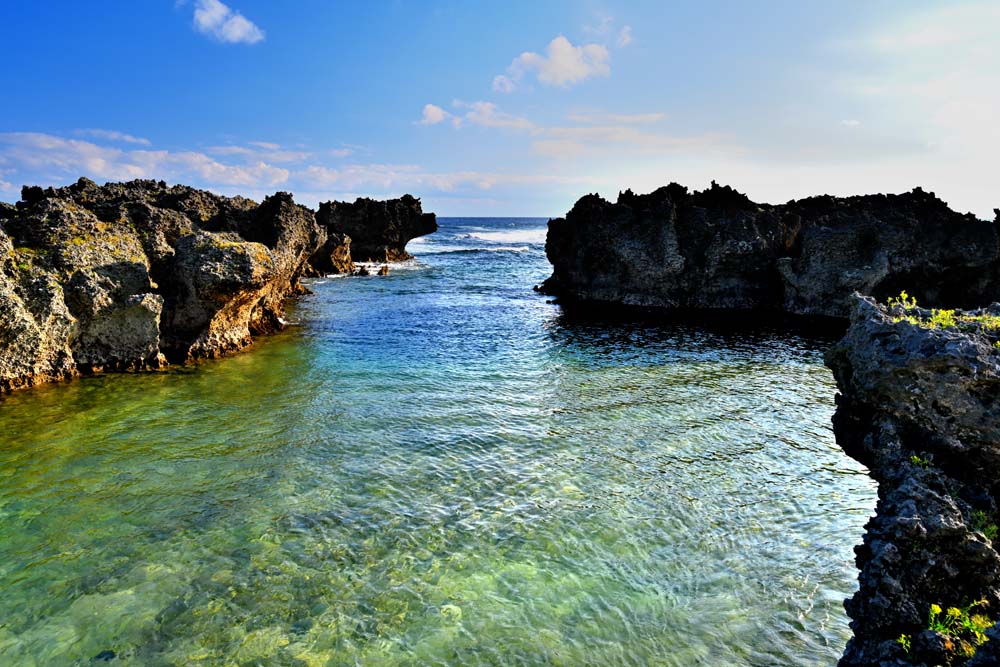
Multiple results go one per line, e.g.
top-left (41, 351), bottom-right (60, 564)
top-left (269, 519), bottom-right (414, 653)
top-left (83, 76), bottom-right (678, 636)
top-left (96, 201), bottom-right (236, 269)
top-left (418, 103), bottom-right (451, 125)
top-left (617, 26), bottom-right (632, 47)
top-left (418, 101), bottom-right (534, 131)
top-left (76, 129), bottom-right (151, 146)
top-left (492, 75), bottom-right (515, 94)
top-left (191, 0), bottom-right (264, 44)
top-left (455, 101), bottom-right (536, 131)
top-left (496, 35), bottom-right (610, 91)
top-left (840, 119), bottom-right (861, 127)
top-left (0, 131), bottom-right (581, 209)
top-left (0, 132), bottom-right (287, 188)
top-left (206, 143), bottom-right (311, 163)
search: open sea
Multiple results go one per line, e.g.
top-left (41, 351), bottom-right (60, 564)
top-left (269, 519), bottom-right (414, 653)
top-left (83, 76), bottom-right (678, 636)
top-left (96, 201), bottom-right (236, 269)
top-left (0, 218), bottom-right (876, 666)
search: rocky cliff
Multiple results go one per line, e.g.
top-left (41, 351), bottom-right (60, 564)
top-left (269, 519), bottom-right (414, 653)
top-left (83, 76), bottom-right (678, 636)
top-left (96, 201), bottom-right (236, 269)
top-left (315, 195), bottom-right (437, 263)
top-left (0, 178), bottom-right (436, 394)
top-left (542, 183), bottom-right (1000, 318)
top-left (827, 295), bottom-right (1000, 666)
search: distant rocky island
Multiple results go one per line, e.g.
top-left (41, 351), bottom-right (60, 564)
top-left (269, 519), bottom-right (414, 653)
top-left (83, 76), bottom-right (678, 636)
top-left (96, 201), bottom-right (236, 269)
top-left (0, 178), bottom-right (436, 394)
top-left (541, 182), bottom-right (1000, 318)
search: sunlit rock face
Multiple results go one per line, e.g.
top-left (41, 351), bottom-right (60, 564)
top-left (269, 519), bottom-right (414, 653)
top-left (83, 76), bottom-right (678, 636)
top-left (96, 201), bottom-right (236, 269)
top-left (542, 182), bottom-right (1000, 318)
top-left (827, 295), bottom-right (1000, 667)
top-left (0, 178), bottom-right (324, 392)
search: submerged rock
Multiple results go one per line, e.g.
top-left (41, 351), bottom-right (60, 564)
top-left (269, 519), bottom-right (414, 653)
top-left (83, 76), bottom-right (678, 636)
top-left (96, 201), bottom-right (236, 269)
top-left (826, 294), bottom-right (1000, 666)
top-left (315, 195), bottom-right (437, 263)
top-left (542, 182), bottom-right (1000, 318)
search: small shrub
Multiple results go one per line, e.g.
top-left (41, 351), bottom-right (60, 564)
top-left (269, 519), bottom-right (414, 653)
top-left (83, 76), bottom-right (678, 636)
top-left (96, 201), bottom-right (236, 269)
top-left (928, 309), bottom-right (957, 329)
top-left (910, 454), bottom-right (931, 468)
top-left (927, 600), bottom-right (993, 650)
top-left (971, 510), bottom-right (998, 541)
top-left (888, 290), bottom-right (918, 309)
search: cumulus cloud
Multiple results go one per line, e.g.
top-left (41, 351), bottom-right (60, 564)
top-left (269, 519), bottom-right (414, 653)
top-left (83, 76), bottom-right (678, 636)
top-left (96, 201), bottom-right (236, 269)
top-left (418, 103), bottom-right (452, 126)
top-left (76, 129), bottom-right (151, 146)
top-left (190, 0), bottom-right (264, 44)
top-left (495, 36), bottom-right (610, 92)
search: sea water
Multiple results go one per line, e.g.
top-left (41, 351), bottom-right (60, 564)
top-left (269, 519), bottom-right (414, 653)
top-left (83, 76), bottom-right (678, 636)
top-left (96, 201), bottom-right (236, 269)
top-left (0, 218), bottom-right (875, 666)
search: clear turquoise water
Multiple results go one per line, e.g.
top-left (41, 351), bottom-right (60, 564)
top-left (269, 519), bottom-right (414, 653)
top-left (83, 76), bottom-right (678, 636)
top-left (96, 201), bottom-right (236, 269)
top-left (0, 219), bottom-right (875, 666)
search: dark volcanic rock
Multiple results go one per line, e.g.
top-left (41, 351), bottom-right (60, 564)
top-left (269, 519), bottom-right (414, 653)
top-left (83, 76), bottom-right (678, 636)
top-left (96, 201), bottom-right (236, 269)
top-left (826, 295), bottom-right (1000, 666)
top-left (543, 183), bottom-right (1000, 318)
top-left (0, 178), bottom-right (325, 392)
top-left (315, 194), bottom-right (437, 263)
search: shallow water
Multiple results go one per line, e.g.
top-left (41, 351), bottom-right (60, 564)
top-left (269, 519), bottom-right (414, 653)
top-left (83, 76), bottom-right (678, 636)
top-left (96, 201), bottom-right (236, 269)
top-left (0, 218), bottom-right (875, 666)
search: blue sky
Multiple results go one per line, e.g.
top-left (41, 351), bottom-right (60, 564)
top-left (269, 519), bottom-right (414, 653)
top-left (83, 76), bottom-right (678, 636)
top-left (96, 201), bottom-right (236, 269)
top-left (0, 1), bottom-right (997, 217)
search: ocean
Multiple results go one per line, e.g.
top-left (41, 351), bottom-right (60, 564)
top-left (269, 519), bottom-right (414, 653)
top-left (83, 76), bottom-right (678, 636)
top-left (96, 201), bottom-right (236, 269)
top-left (0, 217), bottom-right (876, 666)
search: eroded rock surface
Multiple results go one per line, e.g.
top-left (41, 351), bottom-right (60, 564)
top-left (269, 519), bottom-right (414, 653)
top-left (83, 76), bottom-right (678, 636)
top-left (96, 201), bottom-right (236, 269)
top-left (827, 295), bottom-right (1000, 666)
top-left (0, 178), bottom-right (324, 392)
top-left (315, 195), bottom-right (437, 263)
top-left (542, 183), bottom-right (1000, 318)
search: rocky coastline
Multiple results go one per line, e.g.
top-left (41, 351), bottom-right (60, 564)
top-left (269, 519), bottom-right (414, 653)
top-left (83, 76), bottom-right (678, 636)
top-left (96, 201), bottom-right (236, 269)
top-left (0, 178), bottom-right (436, 394)
top-left (827, 295), bottom-right (1000, 666)
top-left (541, 182), bottom-right (1000, 319)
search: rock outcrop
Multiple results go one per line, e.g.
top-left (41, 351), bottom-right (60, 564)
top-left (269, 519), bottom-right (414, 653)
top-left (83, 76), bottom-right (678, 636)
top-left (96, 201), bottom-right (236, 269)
top-left (826, 295), bottom-right (1000, 666)
top-left (542, 183), bottom-right (1000, 318)
top-left (0, 179), bottom-right (439, 394)
top-left (315, 195), bottom-right (437, 263)
top-left (0, 178), bottom-right (328, 392)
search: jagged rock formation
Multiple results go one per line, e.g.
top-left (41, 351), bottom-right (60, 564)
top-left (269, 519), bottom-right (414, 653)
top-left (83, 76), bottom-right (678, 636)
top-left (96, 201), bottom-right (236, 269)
top-left (542, 183), bottom-right (1000, 318)
top-left (0, 179), bottom-right (438, 394)
top-left (0, 178), bottom-right (325, 393)
top-left (826, 295), bottom-right (1000, 666)
top-left (316, 195), bottom-right (437, 263)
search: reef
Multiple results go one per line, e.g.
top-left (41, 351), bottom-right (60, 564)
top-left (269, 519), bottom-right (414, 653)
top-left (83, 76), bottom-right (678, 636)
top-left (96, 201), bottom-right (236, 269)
top-left (541, 182), bottom-right (1000, 319)
top-left (827, 294), bottom-right (1000, 666)
top-left (0, 178), bottom-right (436, 394)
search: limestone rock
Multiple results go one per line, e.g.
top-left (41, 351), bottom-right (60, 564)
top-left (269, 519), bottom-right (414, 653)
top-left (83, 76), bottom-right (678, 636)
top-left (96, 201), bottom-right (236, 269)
top-left (543, 183), bottom-right (1000, 318)
top-left (0, 178), bottom-right (323, 391)
top-left (827, 295), bottom-right (1000, 666)
top-left (315, 194), bottom-right (436, 263)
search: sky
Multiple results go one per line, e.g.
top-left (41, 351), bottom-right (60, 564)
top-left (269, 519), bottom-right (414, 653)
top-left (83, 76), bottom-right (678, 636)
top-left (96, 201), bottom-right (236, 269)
top-left (0, 1), bottom-right (997, 218)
